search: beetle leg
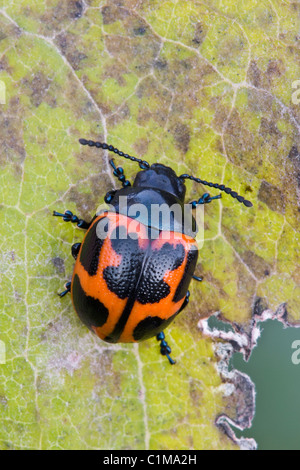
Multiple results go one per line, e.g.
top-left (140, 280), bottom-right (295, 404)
top-left (104, 189), bottom-right (117, 204)
top-left (155, 290), bottom-right (192, 365)
top-left (178, 290), bottom-right (190, 313)
top-left (53, 210), bottom-right (91, 229)
top-left (71, 243), bottom-right (81, 260)
top-left (109, 159), bottom-right (131, 188)
top-left (156, 331), bottom-right (176, 365)
top-left (190, 192), bottom-right (221, 208)
top-left (192, 275), bottom-right (203, 282)
top-left (58, 281), bottom-right (71, 298)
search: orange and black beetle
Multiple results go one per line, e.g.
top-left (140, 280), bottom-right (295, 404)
top-left (54, 138), bottom-right (252, 364)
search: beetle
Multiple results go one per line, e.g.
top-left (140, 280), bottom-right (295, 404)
top-left (53, 138), bottom-right (252, 364)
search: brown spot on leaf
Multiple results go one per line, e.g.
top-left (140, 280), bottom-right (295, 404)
top-left (23, 71), bottom-right (52, 107)
top-left (55, 32), bottom-right (87, 71)
top-left (234, 258), bottom-right (256, 295)
top-left (101, 7), bottom-right (161, 75)
top-left (0, 21), bottom-right (21, 45)
top-left (0, 56), bottom-right (12, 73)
top-left (287, 146), bottom-right (300, 205)
top-left (0, 96), bottom-right (25, 168)
top-left (103, 62), bottom-right (128, 87)
top-left (14, 291), bottom-right (22, 302)
top-left (69, 0), bottom-right (84, 19)
top-left (40, 0), bottom-right (84, 32)
top-left (242, 251), bottom-right (272, 280)
top-left (266, 59), bottom-right (285, 78)
top-left (133, 26), bottom-right (147, 36)
top-left (130, 17), bottom-right (149, 37)
top-left (247, 58), bottom-right (285, 91)
top-left (90, 350), bottom-right (115, 383)
top-left (259, 117), bottom-right (282, 141)
top-left (51, 257), bottom-right (65, 274)
top-left (105, 32), bottom-right (161, 75)
top-left (258, 180), bottom-right (285, 213)
top-left (247, 60), bottom-right (262, 88)
top-left (135, 76), bottom-right (172, 127)
top-left (137, 107), bottom-right (151, 126)
top-left (247, 88), bottom-right (273, 115)
top-left (224, 109), bottom-right (258, 173)
top-left (201, 271), bottom-right (228, 300)
top-left (189, 379), bottom-right (203, 412)
top-left (291, 267), bottom-right (300, 286)
top-left (133, 138), bottom-right (149, 157)
top-left (172, 123), bottom-right (190, 154)
top-left (288, 145), bottom-right (300, 170)
top-left (192, 22), bottom-right (207, 46)
top-left (283, 145), bottom-right (300, 217)
top-left (218, 34), bottom-right (246, 68)
top-left (212, 101), bottom-right (233, 133)
top-left (0, 395), bottom-right (8, 408)
top-left (67, 174), bottom-right (111, 220)
top-left (153, 58), bottom-right (167, 70)
top-left (101, 5), bottom-right (130, 25)
top-left (0, 30), bottom-right (7, 41)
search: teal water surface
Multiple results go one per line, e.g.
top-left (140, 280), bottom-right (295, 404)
top-left (230, 319), bottom-right (300, 450)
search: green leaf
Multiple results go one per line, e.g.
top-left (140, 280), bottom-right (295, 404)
top-left (0, 0), bottom-right (299, 450)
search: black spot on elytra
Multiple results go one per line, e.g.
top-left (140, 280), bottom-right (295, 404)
top-left (136, 243), bottom-right (186, 304)
top-left (133, 312), bottom-right (179, 341)
top-left (103, 235), bottom-right (187, 343)
top-left (103, 226), bottom-right (145, 299)
top-left (173, 247), bottom-right (198, 302)
top-left (80, 218), bottom-right (108, 275)
top-left (72, 274), bottom-right (109, 329)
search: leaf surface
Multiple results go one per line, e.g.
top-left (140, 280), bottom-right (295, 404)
top-left (0, 0), bottom-right (300, 450)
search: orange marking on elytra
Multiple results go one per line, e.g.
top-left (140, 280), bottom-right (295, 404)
top-left (120, 231), bottom-right (198, 342)
top-left (71, 212), bottom-right (150, 342)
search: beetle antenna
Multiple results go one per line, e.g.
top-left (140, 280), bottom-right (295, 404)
top-left (79, 138), bottom-right (150, 170)
top-left (179, 173), bottom-right (253, 207)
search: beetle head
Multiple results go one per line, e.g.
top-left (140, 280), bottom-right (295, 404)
top-left (133, 164), bottom-right (186, 202)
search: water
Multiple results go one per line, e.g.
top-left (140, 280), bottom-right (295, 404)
top-left (230, 319), bottom-right (300, 450)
